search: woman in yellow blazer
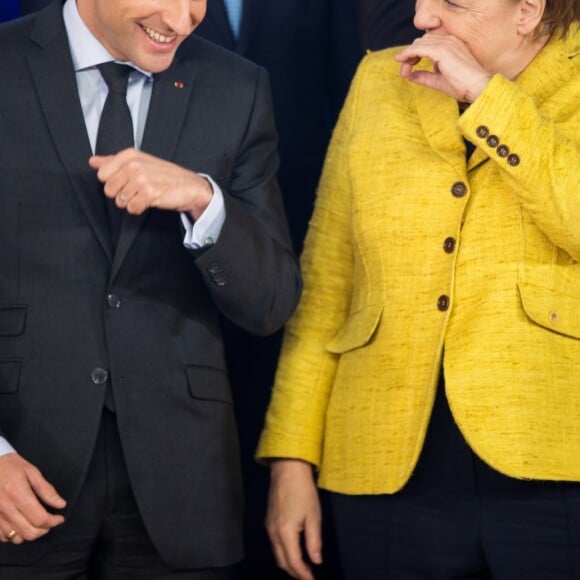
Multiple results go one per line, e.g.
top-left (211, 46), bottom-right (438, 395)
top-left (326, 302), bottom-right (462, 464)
top-left (257, 0), bottom-right (580, 577)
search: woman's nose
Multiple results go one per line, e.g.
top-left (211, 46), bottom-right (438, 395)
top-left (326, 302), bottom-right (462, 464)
top-left (413, 0), bottom-right (442, 32)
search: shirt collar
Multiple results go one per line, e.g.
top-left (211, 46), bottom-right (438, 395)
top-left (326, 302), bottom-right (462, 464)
top-left (63, 0), bottom-right (152, 77)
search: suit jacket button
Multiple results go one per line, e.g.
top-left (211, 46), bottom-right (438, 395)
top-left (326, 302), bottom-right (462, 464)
top-left (451, 182), bottom-right (467, 197)
top-left (106, 293), bottom-right (121, 308)
top-left (437, 295), bottom-right (450, 311)
top-left (91, 368), bottom-right (108, 385)
top-left (486, 135), bottom-right (499, 148)
top-left (507, 153), bottom-right (520, 166)
top-left (476, 125), bottom-right (489, 138)
top-left (497, 144), bottom-right (509, 157)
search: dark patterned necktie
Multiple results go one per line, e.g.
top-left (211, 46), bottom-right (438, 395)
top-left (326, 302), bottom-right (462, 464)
top-left (95, 62), bottom-right (134, 246)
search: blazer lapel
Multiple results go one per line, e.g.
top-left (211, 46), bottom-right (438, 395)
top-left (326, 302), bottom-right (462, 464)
top-left (110, 52), bottom-right (197, 281)
top-left (26, 2), bottom-right (113, 262)
top-left (236, 0), bottom-right (268, 54)
top-left (415, 87), bottom-right (467, 173)
top-left (205, 0), bottom-right (236, 49)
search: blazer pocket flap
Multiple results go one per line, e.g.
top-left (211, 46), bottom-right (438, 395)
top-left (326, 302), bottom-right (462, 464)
top-left (185, 365), bottom-right (233, 404)
top-left (0, 305), bottom-right (26, 336)
top-left (518, 282), bottom-right (580, 339)
top-left (0, 359), bottom-right (22, 393)
top-left (326, 305), bottom-right (384, 354)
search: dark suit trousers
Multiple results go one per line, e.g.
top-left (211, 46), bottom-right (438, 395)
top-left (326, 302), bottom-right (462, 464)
top-left (1, 411), bottom-right (230, 580)
top-left (328, 378), bottom-right (580, 579)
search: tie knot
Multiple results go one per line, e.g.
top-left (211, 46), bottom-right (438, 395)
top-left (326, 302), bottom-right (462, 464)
top-left (98, 62), bottom-right (132, 95)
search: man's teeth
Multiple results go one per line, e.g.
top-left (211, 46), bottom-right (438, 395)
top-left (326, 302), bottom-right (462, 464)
top-left (142, 26), bottom-right (174, 44)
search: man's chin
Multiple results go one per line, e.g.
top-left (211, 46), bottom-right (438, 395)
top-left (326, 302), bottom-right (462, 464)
top-left (136, 54), bottom-right (178, 74)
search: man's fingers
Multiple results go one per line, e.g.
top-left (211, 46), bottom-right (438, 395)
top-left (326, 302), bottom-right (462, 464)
top-left (0, 454), bottom-right (66, 543)
top-left (89, 148), bottom-right (136, 182)
top-left (27, 466), bottom-right (66, 511)
top-left (2, 507), bottom-right (53, 543)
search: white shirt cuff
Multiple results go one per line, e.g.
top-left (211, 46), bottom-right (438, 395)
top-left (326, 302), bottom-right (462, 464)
top-left (0, 437), bottom-right (16, 457)
top-left (181, 174), bottom-right (225, 249)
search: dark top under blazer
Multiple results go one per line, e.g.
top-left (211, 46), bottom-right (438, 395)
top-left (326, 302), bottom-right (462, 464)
top-left (0, 0), bottom-right (301, 569)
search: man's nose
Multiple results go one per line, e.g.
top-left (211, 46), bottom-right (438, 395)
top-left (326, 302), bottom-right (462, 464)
top-left (163, 0), bottom-right (198, 36)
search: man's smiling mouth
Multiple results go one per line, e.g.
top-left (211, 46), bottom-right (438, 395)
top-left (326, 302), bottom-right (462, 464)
top-left (141, 25), bottom-right (176, 44)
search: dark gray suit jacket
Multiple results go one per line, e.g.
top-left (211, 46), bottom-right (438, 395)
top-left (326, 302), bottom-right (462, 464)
top-left (0, 0), bottom-right (301, 569)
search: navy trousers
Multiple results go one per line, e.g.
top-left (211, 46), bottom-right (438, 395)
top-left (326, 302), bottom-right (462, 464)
top-left (1, 410), bottom-right (230, 580)
top-left (329, 380), bottom-right (580, 579)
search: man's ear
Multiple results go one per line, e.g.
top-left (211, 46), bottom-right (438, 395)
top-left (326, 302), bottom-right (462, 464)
top-left (517, 0), bottom-right (546, 35)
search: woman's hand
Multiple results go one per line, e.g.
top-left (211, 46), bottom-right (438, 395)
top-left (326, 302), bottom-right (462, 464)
top-left (266, 459), bottom-right (322, 580)
top-left (395, 33), bottom-right (492, 102)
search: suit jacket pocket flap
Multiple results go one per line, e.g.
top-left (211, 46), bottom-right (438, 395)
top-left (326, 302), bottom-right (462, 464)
top-left (185, 365), bottom-right (233, 404)
top-left (0, 359), bottom-right (22, 393)
top-left (518, 282), bottom-right (580, 339)
top-left (0, 305), bottom-right (26, 336)
top-left (326, 305), bottom-right (384, 354)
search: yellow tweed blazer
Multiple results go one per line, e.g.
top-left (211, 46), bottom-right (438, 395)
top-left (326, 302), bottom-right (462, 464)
top-left (258, 26), bottom-right (580, 494)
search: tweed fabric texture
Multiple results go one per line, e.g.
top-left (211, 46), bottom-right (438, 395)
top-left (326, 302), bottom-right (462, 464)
top-left (257, 25), bottom-right (580, 494)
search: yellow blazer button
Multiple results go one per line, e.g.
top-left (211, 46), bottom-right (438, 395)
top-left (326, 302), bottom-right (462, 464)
top-left (497, 145), bottom-right (509, 157)
top-left (451, 182), bottom-right (467, 198)
top-left (486, 135), bottom-right (499, 148)
top-left (443, 237), bottom-right (456, 253)
top-left (476, 125), bottom-right (489, 138)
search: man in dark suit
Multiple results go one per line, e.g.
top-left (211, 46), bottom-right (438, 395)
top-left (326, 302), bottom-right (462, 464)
top-left (193, 3), bottom-right (359, 578)
top-left (0, 0), bottom-right (301, 577)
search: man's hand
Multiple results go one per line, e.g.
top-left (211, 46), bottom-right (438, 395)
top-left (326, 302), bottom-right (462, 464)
top-left (266, 459), bottom-right (322, 580)
top-left (395, 33), bottom-right (492, 103)
top-left (89, 148), bottom-right (213, 220)
top-left (0, 453), bottom-right (66, 544)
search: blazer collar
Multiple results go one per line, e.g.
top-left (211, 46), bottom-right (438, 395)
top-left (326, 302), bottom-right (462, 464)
top-left (204, 0), bottom-right (268, 54)
top-left (414, 86), bottom-right (467, 173)
top-left (205, 0), bottom-right (236, 49)
top-left (515, 27), bottom-right (579, 107)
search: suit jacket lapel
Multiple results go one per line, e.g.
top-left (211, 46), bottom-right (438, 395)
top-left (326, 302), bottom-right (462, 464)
top-left (26, 1), bottom-right (113, 262)
top-left (204, 0), bottom-right (236, 49)
top-left (204, 0), bottom-right (269, 54)
top-left (237, 0), bottom-right (268, 54)
top-left (110, 52), bottom-right (197, 281)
